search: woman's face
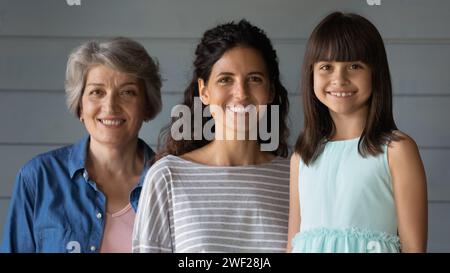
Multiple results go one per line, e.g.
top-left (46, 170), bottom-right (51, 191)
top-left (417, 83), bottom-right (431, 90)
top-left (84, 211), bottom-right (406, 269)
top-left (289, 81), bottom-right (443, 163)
top-left (199, 46), bottom-right (273, 139)
top-left (80, 64), bottom-right (147, 148)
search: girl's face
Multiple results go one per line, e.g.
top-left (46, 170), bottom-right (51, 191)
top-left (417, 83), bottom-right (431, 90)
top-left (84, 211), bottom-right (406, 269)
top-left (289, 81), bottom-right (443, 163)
top-left (198, 46), bottom-right (272, 137)
top-left (313, 61), bottom-right (372, 117)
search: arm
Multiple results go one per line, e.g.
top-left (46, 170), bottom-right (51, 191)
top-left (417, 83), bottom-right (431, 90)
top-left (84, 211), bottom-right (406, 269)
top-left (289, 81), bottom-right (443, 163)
top-left (132, 163), bottom-right (173, 253)
top-left (286, 153), bottom-right (301, 252)
top-left (388, 133), bottom-right (428, 252)
top-left (1, 169), bottom-right (36, 252)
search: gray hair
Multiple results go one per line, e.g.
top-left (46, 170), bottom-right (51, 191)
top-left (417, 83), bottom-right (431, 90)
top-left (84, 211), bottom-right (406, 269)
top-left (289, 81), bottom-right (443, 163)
top-left (65, 37), bottom-right (162, 121)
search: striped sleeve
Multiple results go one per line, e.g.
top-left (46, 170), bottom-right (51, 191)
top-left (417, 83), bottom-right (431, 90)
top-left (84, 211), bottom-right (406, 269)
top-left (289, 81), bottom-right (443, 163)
top-left (132, 160), bottom-right (173, 253)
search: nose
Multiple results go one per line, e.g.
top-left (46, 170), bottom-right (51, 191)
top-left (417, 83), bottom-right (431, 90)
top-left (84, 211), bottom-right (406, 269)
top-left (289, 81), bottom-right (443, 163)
top-left (233, 79), bottom-right (249, 101)
top-left (104, 92), bottom-right (119, 113)
top-left (331, 67), bottom-right (350, 86)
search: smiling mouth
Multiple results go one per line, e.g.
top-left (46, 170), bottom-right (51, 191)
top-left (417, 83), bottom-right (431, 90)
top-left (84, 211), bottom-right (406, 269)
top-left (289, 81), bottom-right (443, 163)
top-left (98, 119), bottom-right (125, 126)
top-left (226, 105), bottom-right (255, 114)
top-left (326, 91), bottom-right (356, 98)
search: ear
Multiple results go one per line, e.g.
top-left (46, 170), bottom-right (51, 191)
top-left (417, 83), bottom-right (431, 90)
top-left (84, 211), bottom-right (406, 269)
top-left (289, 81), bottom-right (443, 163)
top-left (198, 78), bottom-right (210, 105)
top-left (78, 104), bottom-right (84, 122)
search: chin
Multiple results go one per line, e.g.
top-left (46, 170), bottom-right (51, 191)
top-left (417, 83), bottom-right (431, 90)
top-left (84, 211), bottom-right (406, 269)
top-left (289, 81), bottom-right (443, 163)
top-left (328, 106), bottom-right (352, 115)
top-left (92, 134), bottom-right (127, 145)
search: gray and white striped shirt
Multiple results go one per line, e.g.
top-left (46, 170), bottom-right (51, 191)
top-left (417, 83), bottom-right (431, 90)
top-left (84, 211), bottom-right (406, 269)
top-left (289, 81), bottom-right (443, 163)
top-left (132, 155), bottom-right (290, 253)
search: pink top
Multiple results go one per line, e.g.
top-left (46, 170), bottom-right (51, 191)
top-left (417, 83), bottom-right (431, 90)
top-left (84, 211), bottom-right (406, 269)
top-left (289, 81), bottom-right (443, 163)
top-left (100, 203), bottom-right (136, 253)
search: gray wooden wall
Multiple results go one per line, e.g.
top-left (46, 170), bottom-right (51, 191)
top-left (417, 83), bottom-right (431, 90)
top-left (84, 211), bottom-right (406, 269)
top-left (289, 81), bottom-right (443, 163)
top-left (0, 0), bottom-right (449, 252)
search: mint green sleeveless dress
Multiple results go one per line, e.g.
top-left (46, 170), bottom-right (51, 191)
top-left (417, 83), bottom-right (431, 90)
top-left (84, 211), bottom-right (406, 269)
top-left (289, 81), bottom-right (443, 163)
top-left (291, 138), bottom-right (400, 253)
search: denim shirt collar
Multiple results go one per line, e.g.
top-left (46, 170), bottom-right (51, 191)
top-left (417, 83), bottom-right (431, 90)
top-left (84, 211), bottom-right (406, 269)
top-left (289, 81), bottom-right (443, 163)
top-left (68, 135), bottom-right (90, 179)
top-left (68, 135), bottom-right (153, 176)
top-left (67, 135), bottom-right (154, 210)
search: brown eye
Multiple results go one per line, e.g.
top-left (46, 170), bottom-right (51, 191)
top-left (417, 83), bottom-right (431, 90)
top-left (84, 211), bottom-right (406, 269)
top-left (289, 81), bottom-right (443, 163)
top-left (218, 77), bottom-right (232, 84)
top-left (349, 63), bottom-right (362, 70)
top-left (89, 89), bottom-right (103, 96)
top-left (248, 76), bottom-right (263, 83)
top-left (319, 64), bottom-right (331, 70)
top-left (120, 90), bottom-right (136, 96)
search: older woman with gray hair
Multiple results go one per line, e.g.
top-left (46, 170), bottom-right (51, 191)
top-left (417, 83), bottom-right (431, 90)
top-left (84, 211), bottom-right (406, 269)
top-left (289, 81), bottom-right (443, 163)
top-left (1, 37), bottom-right (162, 253)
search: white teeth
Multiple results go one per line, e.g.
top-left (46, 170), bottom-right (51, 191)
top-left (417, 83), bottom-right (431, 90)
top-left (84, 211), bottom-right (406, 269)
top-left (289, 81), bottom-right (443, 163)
top-left (226, 105), bottom-right (254, 113)
top-left (100, 119), bottom-right (124, 126)
top-left (329, 92), bottom-right (354, 97)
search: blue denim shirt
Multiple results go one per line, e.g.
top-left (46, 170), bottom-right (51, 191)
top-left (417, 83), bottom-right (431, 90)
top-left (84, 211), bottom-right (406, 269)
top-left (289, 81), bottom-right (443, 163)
top-left (1, 135), bottom-right (154, 253)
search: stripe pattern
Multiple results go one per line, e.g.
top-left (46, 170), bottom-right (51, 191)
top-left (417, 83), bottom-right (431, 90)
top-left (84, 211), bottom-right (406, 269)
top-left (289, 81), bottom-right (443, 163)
top-left (132, 155), bottom-right (290, 253)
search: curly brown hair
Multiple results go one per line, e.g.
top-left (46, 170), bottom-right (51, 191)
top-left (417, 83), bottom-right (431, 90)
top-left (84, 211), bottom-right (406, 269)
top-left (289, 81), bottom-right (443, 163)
top-left (156, 19), bottom-right (290, 160)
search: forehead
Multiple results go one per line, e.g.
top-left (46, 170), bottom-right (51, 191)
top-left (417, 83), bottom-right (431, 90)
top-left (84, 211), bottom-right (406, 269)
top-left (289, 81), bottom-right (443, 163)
top-left (310, 31), bottom-right (372, 65)
top-left (315, 60), bottom-right (363, 65)
top-left (210, 46), bottom-right (267, 75)
top-left (85, 64), bottom-right (139, 84)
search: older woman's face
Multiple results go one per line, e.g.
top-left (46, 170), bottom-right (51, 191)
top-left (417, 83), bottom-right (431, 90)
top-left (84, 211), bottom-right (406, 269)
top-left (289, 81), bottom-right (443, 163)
top-left (80, 64), bottom-right (147, 148)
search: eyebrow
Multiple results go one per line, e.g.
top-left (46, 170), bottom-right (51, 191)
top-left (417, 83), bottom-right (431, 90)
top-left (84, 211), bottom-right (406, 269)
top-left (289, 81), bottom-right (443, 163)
top-left (316, 61), bottom-right (364, 64)
top-left (85, 83), bottom-right (104, 87)
top-left (247, 72), bottom-right (265, 76)
top-left (216, 72), bottom-right (234, 77)
top-left (216, 72), bottom-right (266, 77)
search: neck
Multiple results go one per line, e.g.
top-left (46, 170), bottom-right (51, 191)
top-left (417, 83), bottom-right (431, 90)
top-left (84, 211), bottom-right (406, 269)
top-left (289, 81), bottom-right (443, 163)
top-left (329, 106), bottom-right (368, 140)
top-left (206, 140), bottom-right (273, 166)
top-left (86, 138), bottom-right (142, 177)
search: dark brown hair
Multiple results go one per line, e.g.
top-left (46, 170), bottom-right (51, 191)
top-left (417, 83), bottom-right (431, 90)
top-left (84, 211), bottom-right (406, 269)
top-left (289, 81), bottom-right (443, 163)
top-left (156, 19), bottom-right (289, 160)
top-left (295, 12), bottom-right (400, 165)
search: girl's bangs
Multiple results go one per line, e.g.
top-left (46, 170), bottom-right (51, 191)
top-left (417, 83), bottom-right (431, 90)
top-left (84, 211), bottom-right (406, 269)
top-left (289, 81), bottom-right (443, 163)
top-left (311, 21), bottom-right (372, 64)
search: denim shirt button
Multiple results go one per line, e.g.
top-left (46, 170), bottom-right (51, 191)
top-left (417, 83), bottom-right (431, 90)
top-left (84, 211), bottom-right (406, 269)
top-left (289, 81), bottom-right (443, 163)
top-left (96, 212), bottom-right (102, 219)
top-left (90, 245), bottom-right (96, 252)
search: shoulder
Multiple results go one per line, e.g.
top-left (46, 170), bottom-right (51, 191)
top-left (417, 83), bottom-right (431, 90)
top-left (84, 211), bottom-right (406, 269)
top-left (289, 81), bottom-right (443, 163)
top-left (387, 130), bottom-right (421, 167)
top-left (13, 144), bottom-right (73, 195)
top-left (177, 145), bottom-right (211, 165)
top-left (388, 131), bottom-right (420, 157)
top-left (149, 154), bottom-right (186, 171)
top-left (19, 144), bottom-right (73, 179)
top-left (265, 156), bottom-right (290, 176)
top-left (146, 155), bottom-right (174, 174)
top-left (144, 155), bottom-right (186, 182)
